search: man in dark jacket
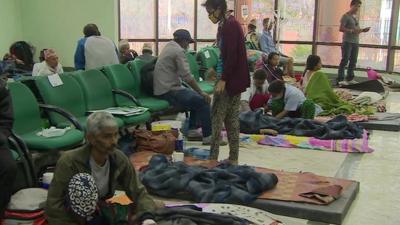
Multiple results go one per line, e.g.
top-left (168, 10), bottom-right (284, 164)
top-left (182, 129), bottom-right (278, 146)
top-left (0, 77), bottom-right (17, 219)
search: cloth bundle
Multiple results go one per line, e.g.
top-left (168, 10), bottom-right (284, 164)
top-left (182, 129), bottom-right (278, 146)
top-left (239, 109), bottom-right (363, 140)
top-left (153, 206), bottom-right (250, 225)
top-left (140, 155), bottom-right (278, 204)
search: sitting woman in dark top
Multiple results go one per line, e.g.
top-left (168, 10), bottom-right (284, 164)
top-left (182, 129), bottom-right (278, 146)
top-left (3, 41), bottom-right (35, 72)
top-left (256, 52), bottom-right (284, 83)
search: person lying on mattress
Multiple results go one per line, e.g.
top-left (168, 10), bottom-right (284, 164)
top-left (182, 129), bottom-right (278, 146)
top-left (240, 69), bottom-right (270, 112)
top-left (302, 54), bottom-right (374, 116)
top-left (265, 80), bottom-right (322, 119)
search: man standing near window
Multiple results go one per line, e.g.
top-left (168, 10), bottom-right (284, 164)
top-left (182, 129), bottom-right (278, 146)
top-left (337, 0), bottom-right (370, 86)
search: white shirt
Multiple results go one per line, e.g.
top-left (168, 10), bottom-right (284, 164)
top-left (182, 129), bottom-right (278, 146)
top-left (32, 61), bottom-right (64, 76)
top-left (90, 157), bottom-right (110, 198)
top-left (241, 77), bottom-right (269, 102)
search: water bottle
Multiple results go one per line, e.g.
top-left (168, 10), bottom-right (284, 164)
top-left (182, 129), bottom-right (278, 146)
top-left (175, 131), bottom-right (184, 152)
top-left (367, 67), bottom-right (379, 80)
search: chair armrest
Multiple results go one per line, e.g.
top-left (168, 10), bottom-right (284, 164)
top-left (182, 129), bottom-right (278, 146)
top-left (9, 132), bottom-right (37, 186)
top-left (112, 89), bottom-right (142, 106)
top-left (39, 104), bottom-right (83, 131)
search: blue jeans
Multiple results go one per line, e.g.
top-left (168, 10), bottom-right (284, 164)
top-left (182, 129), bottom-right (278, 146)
top-left (160, 89), bottom-right (212, 137)
top-left (338, 42), bottom-right (359, 82)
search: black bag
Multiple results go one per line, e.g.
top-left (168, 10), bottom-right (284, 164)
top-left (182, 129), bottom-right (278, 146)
top-left (140, 58), bottom-right (158, 96)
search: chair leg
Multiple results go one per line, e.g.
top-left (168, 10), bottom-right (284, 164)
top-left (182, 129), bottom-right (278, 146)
top-left (146, 122), bottom-right (152, 131)
top-left (10, 133), bottom-right (37, 187)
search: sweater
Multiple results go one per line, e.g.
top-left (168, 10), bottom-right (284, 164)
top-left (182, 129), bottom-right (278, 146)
top-left (217, 15), bottom-right (250, 96)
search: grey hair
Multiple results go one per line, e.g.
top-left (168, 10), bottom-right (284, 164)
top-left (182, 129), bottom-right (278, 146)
top-left (86, 111), bottom-right (118, 135)
top-left (118, 39), bottom-right (130, 52)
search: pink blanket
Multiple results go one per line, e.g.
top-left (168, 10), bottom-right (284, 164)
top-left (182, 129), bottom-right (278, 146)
top-left (256, 130), bottom-right (373, 153)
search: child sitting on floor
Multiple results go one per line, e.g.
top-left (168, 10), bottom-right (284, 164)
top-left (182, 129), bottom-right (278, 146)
top-left (266, 80), bottom-right (321, 119)
top-left (241, 69), bottom-right (270, 112)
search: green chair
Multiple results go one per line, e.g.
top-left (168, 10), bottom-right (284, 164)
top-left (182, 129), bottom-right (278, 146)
top-left (34, 74), bottom-right (95, 129)
top-left (197, 46), bottom-right (220, 80)
top-left (72, 69), bottom-right (151, 127)
top-left (127, 59), bottom-right (147, 97)
top-left (8, 82), bottom-right (85, 152)
top-left (186, 51), bottom-right (214, 94)
top-left (102, 64), bottom-right (170, 113)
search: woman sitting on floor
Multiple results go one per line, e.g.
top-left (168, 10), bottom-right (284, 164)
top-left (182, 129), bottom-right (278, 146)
top-left (301, 55), bottom-right (322, 90)
top-left (240, 69), bottom-right (270, 112)
top-left (255, 52), bottom-right (284, 83)
top-left (265, 80), bottom-right (321, 119)
top-left (302, 54), bottom-right (373, 116)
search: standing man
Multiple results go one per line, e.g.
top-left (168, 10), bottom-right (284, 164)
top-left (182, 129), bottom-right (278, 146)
top-left (202, 0), bottom-right (250, 164)
top-left (74, 24), bottom-right (119, 70)
top-left (0, 74), bottom-right (17, 219)
top-left (337, 0), bottom-right (370, 86)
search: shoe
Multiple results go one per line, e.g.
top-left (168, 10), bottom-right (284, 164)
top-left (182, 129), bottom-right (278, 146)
top-left (187, 129), bottom-right (202, 141)
top-left (202, 136), bottom-right (228, 146)
top-left (338, 81), bottom-right (349, 86)
top-left (347, 80), bottom-right (358, 85)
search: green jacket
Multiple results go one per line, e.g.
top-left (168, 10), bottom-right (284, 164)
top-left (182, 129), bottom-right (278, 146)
top-left (46, 145), bottom-right (156, 225)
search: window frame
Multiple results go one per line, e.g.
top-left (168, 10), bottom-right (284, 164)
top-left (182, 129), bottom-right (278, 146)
top-left (119, 0), bottom-right (400, 73)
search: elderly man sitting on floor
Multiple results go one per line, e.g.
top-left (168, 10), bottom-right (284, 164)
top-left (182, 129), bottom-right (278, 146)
top-left (46, 112), bottom-right (157, 225)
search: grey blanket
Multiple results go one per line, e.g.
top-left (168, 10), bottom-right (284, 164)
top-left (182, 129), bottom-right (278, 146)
top-left (140, 155), bottom-right (278, 204)
top-left (240, 110), bottom-right (363, 139)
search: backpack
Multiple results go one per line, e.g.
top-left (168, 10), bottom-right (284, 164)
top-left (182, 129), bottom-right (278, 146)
top-left (140, 58), bottom-right (158, 96)
top-left (3, 188), bottom-right (48, 225)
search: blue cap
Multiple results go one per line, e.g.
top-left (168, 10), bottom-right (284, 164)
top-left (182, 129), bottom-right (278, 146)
top-left (173, 29), bottom-right (195, 43)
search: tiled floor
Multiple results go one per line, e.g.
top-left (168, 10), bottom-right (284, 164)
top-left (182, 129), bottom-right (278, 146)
top-left (185, 89), bottom-right (400, 224)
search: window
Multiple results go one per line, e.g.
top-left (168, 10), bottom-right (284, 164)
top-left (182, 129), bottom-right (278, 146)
top-left (129, 42), bottom-right (155, 54)
top-left (197, 0), bottom-right (218, 39)
top-left (358, 0), bottom-right (392, 45)
top-left (158, 42), bottom-right (194, 54)
top-left (357, 48), bottom-right (388, 70)
top-left (158, 0), bottom-right (195, 39)
top-left (279, 44), bottom-right (312, 63)
top-left (394, 50), bottom-right (400, 72)
top-left (119, 0), bottom-right (400, 72)
top-left (251, 0), bottom-right (275, 31)
top-left (316, 45), bottom-right (342, 66)
top-left (317, 0), bottom-right (347, 43)
top-left (120, 0), bottom-right (155, 39)
top-left (278, 0), bottom-right (315, 41)
top-left (397, 4), bottom-right (400, 46)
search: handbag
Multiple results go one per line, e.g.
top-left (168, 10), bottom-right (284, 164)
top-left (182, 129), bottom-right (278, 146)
top-left (134, 130), bottom-right (177, 155)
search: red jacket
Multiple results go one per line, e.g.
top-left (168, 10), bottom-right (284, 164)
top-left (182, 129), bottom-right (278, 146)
top-left (218, 15), bottom-right (250, 96)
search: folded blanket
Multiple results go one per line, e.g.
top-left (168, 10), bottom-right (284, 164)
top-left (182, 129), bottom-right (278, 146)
top-left (239, 110), bottom-right (363, 139)
top-left (140, 154), bottom-right (278, 204)
top-left (256, 168), bottom-right (352, 205)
